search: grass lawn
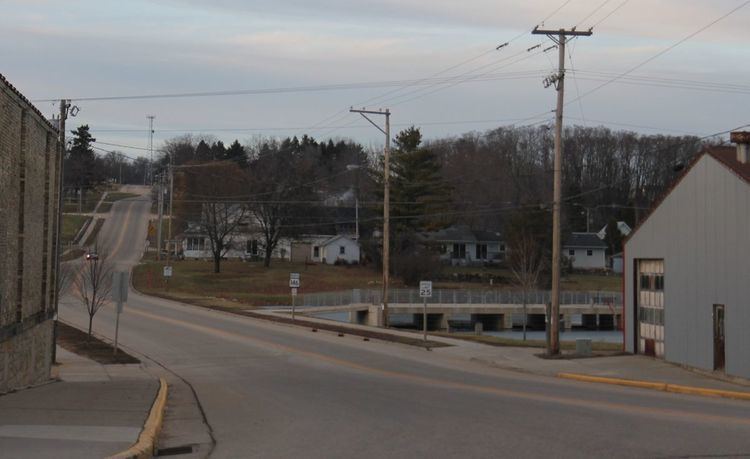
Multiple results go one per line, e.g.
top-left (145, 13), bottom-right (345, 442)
top-left (435, 332), bottom-right (623, 353)
top-left (61, 214), bottom-right (90, 244)
top-left (97, 192), bottom-right (140, 213)
top-left (132, 259), bottom-right (392, 308)
top-left (62, 189), bottom-right (106, 213)
top-left (439, 266), bottom-right (622, 291)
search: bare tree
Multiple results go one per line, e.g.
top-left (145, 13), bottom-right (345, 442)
top-left (174, 161), bottom-right (247, 273)
top-left (509, 233), bottom-right (545, 341)
top-left (246, 145), bottom-right (315, 268)
top-left (201, 201), bottom-right (247, 273)
top-left (73, 244), bottom-right (113, 341)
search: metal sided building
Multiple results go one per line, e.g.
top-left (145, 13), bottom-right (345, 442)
top-left (0, 74), bottom-right (62, 392)
top-left (624, 132), bottom-right (750, 379)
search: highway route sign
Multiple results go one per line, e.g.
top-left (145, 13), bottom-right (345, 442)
top-left (289, 272), bottom-right (300, 288)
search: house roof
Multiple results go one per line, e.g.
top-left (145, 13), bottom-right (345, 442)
top-left (564, 232), bottom-right (607, 249)
top-left (626, 145), bottom-right (750, 244)
top-left (707, 145), bottom-right (750, 183)
top-left (0, 73), bottom-right (59, 132)
top-left (423, 225), bottom-right (502, 243)
top-left (320, 235), bottom-right (358, 247)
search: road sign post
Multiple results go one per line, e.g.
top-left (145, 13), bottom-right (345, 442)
top-left (111, 271), bottom-right (129, 355)
top-left (290, 273), bottom-right (300, 321)
top-left (419, 281), bottom-right (432, 342)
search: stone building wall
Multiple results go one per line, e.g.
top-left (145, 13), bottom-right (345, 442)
top-left (0, 74), bottom-right (60, 393)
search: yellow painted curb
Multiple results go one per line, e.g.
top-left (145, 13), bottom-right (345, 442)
top-left (665, 384), bottom-right (750, 401)
top-left (557, 373), bottom-right (667, 391)
top-left (558, 373), bottom-right (750, 401)
top-left (108, 377), bottom-right (169, 459)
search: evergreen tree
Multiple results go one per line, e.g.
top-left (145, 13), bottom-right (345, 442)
top-left (390, 126), bottom-right (452, 232)
top-left (194, 140), bottom-right (212, 162)
top-left (224, 140), bottom-right (248, 168)
top-left (65, 125), bottom-right (99, 208)
top-left (210, 141), bottom-right (226, 161)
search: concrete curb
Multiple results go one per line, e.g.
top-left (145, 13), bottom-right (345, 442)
top-left (558, 372), bottom-right (750, 401)
top-left (108, 377), bottom-right (169, 459)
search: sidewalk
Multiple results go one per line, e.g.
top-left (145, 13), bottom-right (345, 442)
top-left (265, 308), bottom-right (750, 397)
top-left (0, 347), bottom-right (158, 459)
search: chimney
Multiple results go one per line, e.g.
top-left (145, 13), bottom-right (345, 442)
top-left (730, 131), bottom-right (750, 164)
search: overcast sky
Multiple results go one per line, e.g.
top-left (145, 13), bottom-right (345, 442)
top-left (2, 0), bottom-right (749, 157)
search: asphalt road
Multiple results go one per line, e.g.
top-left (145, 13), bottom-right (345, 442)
top-left (59, 191), bottom-right (750, 458)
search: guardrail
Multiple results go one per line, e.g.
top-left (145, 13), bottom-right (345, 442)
top-left (302, 289), bottom-right (621, 308)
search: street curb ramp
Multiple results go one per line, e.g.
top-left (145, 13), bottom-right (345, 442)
top-left (108, 377), bottom-right (169, 459)
top-left (557, 372), bottom-right (750, 401)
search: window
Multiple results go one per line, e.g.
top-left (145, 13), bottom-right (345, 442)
top-left (654, 274), bottom-right (664, 291)
top-left (568, 249), bottom-right (575, 256)
top-left (586, 249), bottom-right (593, 256)
top-left (313, 246), bottom-right (320, 258)
top-left (452, 243), bottom-right (466, 259)
top-left (187, 237), bottom-right (205, 251)
top-left (640, 274), bottom-right (652, 290)
top-left (246, 239), bottom-right (258, 255)
top-left (500, 244), bottom-right (506, 252)
top-left (639, 307), bottom-right (664, 326)
top-left (475, 244), bottom-right (487, 260)
top-left (339, 246), bottom-right (346, 255)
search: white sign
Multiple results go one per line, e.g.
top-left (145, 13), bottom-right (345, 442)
top-left (291, 287), bottom-right (298, 297)
top-left (111, 271), bottom-right (129, 304)
top-left (419, 281), bottom-right (433, 298)
top-left (289, 272), bottom-right (300, 288)
top-left (163, 266), bottom-right (173, 278)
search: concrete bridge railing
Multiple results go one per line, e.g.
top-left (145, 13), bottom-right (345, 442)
top-left (302, 288), bottom-right (621, 309)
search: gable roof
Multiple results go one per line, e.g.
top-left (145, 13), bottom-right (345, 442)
top-left (423, 225), bottom-right (502, 243)
top-left (320, 235), bottom-right (358, 247)
top-left (564, 232), bottom-right (607, 249)
top-left (626, 145), bottom-right (750, 244)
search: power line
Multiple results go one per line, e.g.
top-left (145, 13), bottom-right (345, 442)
top-left (566, 0), bottom-right (750, 107)
top-left (591, 0), bottom-right (631, 29)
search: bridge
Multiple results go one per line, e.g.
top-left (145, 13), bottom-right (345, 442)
top-left (298, 289), bottom-right (622, 332)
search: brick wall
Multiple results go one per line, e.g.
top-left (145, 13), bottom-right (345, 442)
top-left (0, 75), bottom-right (61, 393)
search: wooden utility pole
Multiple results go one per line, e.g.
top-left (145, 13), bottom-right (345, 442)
top-left (51, 99), bottom-right (70, 364)
top-left (349, 107), bottom-right (390, 327)
top-left (532, 26), bottom-right (592, 355)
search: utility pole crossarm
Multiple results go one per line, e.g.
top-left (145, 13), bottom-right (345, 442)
top-left (532, 26), bottom-right (593, 37)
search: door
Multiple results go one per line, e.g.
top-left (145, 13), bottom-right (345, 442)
top-left (713, 304), bottom-right (725, 371)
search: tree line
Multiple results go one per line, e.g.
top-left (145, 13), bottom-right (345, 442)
top-left (64, 122), bottom-right (713, 275)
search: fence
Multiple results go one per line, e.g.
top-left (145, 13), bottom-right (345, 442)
top-left (302, 289), bottom-right (621, 308)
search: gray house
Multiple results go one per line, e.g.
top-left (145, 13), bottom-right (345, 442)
top-left (423, 225), bottom-right (505, 265)
top-left (563, 232), bottom-right (607, 270)
top-left (624, 132), bottom-right (750, 379)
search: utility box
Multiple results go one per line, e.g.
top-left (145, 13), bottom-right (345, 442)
top-left (576, 338), bottom-right (592, 356)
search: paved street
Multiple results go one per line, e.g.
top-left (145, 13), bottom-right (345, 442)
top-left (57, 193), bottom-right (750, 458)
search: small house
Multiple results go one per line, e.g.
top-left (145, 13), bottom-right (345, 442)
top-left (563, 232), bottom-right (607, 270)
top-left (423, 225), bottom-right (505, 266)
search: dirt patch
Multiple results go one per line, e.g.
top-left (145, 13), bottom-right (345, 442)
top-left (56, 321), bottom-right (140, 364)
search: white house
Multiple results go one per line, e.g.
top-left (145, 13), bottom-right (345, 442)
top-left (309, 235), bottom-right (360, 265)
top-left (423, 225), bottom-right (505, 266)
top-left (563, 232), bottom-right (607, 270)
top-left (624, 133), bottom-right (750, 379)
